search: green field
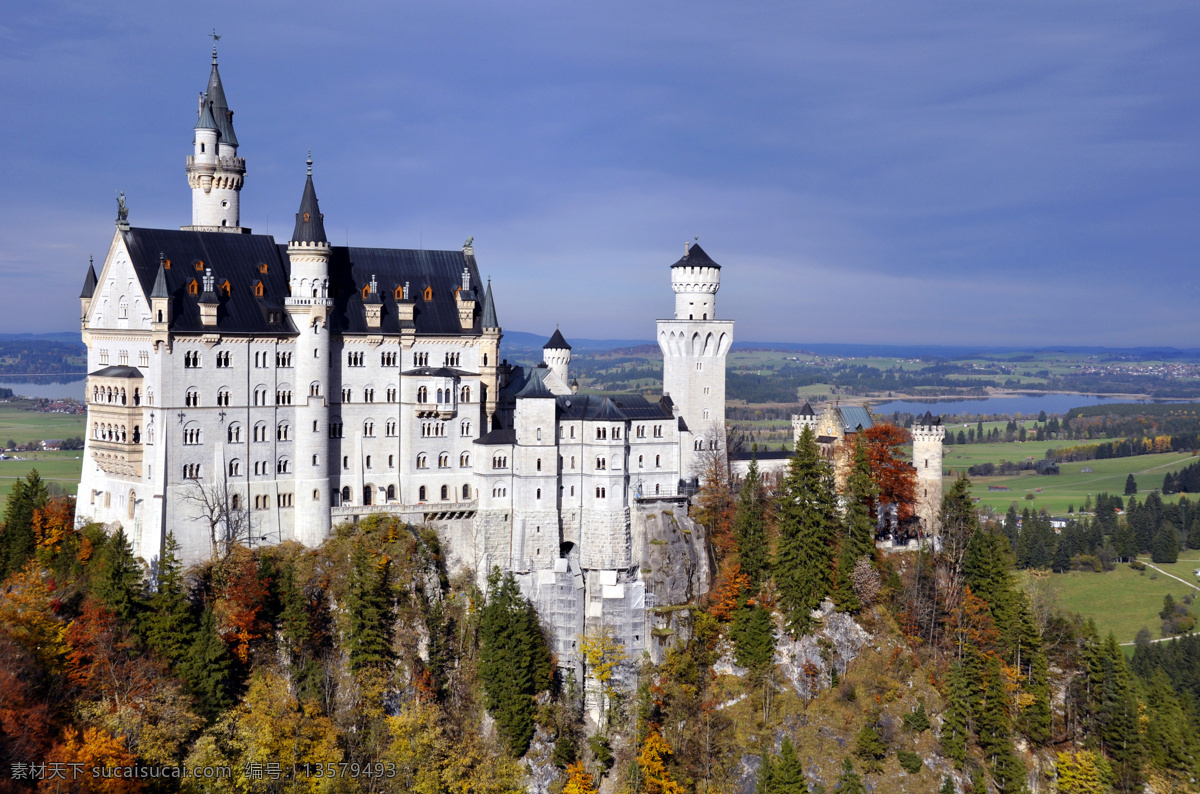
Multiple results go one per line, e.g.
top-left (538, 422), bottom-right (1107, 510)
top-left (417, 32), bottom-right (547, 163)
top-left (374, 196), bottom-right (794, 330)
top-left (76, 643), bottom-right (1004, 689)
top-left (961, 450), bottom-right (1197, 514)
top-left (1034, 562), bottom-right (1200, 645)
top-left (0, 402), bottom-right (86, 512)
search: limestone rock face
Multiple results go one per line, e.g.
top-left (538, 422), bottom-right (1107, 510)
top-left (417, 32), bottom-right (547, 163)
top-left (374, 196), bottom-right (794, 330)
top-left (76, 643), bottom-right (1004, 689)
top-left (774, 600), bottom-right (871, 699)
top-left (632, 503), bottom-right (711, 607)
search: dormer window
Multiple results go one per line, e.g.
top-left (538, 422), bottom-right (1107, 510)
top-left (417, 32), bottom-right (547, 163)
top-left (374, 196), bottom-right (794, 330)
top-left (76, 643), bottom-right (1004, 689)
top-left (362, 284), bottom-right (371, 299)
top-left (253, 281), bottom-right (264, 298)
top-left (187, 279), bottom-right (198, 295)
top-left (162, 259), bottom-right (171, 270)
top-left (194, 260), bottom-right (204, 271)
top-left (220, 280), bottom-right (231, 297)
top-left (394, 285), bottom-right (404, 300)
top-left (423, 286), bottom-right (433, 301)
top-left (303, 212), bottom-right (311, 223)
top-left (259, 262), bottom-right (268, 274)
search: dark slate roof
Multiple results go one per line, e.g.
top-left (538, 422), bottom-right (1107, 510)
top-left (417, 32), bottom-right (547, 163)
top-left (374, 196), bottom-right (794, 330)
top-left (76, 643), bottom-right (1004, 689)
top-left (474, 428), bottom-right (517, 446)
top-left (317, 246), bottom-right (485, 336)
top-left (816, 435), bottom-right (838, 445)
top-left (515, 371), bottom-right (555, 399)
top-left (195, 100), bottom-right (218, 131)
top-left (481, 278), bottom-right (498, 328)
top-left (400, 367), bottom-right (478, 378)
top-left (797, 401), bottom-right (815, 417)
top-left (730, 450), bottom-right (792, 460)
top-left (918, 411), bottom-right (942, 426)
top-left (554, 394), bottom-right (673, 421)
top-left (204, 55), bottom-right (238, 147)
top-left (543, 328), bottom-right (571, 350)
top-left (121, 227), bottom-right (487, 338)
top-left (291, 161), bottom-right (327, 244)
top-left (123, 228), bottom-right (295, 335)
top-left (89, 365), bottom-right (143, 378)
top-left (669, 242), bottom-right (721, 270)
top-left (80, 262), bottom-right (98, 299)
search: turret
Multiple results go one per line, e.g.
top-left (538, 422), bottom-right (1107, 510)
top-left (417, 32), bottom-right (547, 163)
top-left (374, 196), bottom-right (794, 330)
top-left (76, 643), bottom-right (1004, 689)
top-left (184, 44), bottom-right (247, 232)
top-left (670, 242), bottom-right (721, 320)
top-left (542, 327), bottom-right (571, 385)
top-left (284, 154), bottom-right (332, 547)
top-left (150, 254), bottom-right (172, 350)
top-left (79, 256), bottom-right (98, 326)
top-left (479, 277), bottom-right (502, 430)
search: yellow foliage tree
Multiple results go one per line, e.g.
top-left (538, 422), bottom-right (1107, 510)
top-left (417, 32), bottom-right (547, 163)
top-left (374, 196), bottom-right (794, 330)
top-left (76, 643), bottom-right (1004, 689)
top-left (562, 761), bottom-right (598, 794)
top-left (0, 561), bottom-right (67, 670)
top-left (1055, 750), bottom-right (1113, 794)
top-left (386, 701), bottom-right (445, 794)
top-left (637, 729), bottom-right (682, 794)
top-left (579, 626), bottom-right (627, 724)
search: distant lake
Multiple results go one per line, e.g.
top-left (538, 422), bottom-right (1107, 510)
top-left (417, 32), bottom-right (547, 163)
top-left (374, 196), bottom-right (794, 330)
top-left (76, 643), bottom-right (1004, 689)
top-left (872, 393), bottom-right (1148, 418)
top-left (0, 379), bottom-right (86, 401)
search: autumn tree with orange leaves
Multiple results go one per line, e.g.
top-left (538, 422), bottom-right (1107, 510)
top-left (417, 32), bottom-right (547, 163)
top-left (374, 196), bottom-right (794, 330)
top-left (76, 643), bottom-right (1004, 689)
top-left (861, 423), bottom-right (916, 522)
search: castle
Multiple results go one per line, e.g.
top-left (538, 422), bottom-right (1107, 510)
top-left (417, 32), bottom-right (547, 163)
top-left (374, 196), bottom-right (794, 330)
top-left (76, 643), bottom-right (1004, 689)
top-left (75, 47), bottom-right (724, 672)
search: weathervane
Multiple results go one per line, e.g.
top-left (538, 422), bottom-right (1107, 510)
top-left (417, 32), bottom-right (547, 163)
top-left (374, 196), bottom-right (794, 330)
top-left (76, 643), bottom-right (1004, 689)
top-left (210, 28), bottom-right (220, 61)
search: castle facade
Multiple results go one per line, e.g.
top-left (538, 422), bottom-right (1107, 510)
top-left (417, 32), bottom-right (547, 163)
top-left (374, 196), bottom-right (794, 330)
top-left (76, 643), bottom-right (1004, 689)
top-left (76, 49), bottom-right (723, 671)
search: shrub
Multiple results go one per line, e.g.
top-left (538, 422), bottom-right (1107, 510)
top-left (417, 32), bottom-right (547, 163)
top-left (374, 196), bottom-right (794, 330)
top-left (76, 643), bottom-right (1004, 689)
top-left (1129, 559), bottom-right (1146, 571)
top-left (897, 749), bottom-right (923, 774)
top-left (902, 701), bottom-right (930, 733)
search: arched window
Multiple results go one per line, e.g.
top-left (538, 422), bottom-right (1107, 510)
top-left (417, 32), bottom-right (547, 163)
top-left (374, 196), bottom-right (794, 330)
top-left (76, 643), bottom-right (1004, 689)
top-left (231, 493), bottom-right (240, 511)
top-left (341, 486), bottom-right (351, 503)
top-left (440, 484), bottom-right (449, 500)
top-left (128, 490), bottom-right (136, 519)
top-left (438, 453), bottom-right (449, 468)
top-left (461, 420), bottom-right (471, 436)
top-left (460, 452), bottom-right (470, 467)
top-left (536, 458), bottom-right (542, 471)
top-left (416, 454), bottom-right (428, 469)
top-left (462, 484), bottom-right (471, 499)
top-left (461, 386), bottom-right (470, 402)
top-left (277, 422), bottom-right (290, 441)
top-left (388, 455), bottom-right (395, 468)
top-left (417, 386), bottom-right (428, 403)
top-left (638, 455), bottom-right (644, 468)
top-left (228, 459), bottom-right (241, 477)
top-left (536, 488), bottom-right (542, 500)
top-left (276, 457), bottom-right (290, 474)
top-left (313, 489), bottom-right (320, 501)
top-left (423, 286), bottom-right (432, 301)
top-left (418, 486), bottom-right (427, 502)
top-left (363, 486), bottom-right (372, 506)
top-left (655, 454), bottom-right (661, 467)
top-left (387, 484), bottom-right (396, 501)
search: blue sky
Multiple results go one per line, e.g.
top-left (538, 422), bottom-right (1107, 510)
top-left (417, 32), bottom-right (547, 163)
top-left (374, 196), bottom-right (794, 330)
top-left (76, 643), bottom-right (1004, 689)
top-left (3, 1), bottom-right (1198, 345)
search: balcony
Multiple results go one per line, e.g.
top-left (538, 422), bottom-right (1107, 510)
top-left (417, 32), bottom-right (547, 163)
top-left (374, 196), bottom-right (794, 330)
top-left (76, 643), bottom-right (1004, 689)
top-left (90, 438), bottom-right (143, 478)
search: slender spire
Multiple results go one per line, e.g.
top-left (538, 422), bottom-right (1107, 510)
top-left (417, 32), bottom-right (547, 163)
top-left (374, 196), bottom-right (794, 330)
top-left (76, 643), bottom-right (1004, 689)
top-left (194, 99), bottom-right (218, 131)
top-left (203, 36), bottom-right (237, 147)
top-left (79, 256), bottom-right (98, 299)
top-left (481, 276), bottom-right (498, 328)
top-left (151, 254), bottom-right (169, 299)
top-left (291, 153), bottom-right (327, 244)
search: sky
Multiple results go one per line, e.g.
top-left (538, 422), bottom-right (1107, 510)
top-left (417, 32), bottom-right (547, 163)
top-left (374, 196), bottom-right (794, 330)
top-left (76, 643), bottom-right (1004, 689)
top-left (2, 1), bottom-right (1198, 346)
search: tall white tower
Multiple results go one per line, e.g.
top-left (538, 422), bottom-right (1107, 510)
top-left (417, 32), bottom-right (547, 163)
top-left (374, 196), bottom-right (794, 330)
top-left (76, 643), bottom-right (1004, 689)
top-left (656, 243), bottom-right (734, 480)
top-left (286, 155), bottom-right (332, 546)
top-left (912, 412), bottom-right (945, 536)
top-left (184, 44), bottom-right (247, 232)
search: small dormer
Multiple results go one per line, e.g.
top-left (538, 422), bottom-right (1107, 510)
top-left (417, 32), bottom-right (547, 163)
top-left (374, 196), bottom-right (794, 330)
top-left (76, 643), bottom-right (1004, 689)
top-left (396, 281), bottom-right (415, 323)
top-left (198, 268), bottom-right (220, 327)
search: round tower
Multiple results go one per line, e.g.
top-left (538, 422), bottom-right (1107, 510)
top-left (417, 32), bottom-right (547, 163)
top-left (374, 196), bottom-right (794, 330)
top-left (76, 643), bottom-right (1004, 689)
top-left (185, 44), bottom-right (246, 231)
top-left (285, 155), bottom-right (332, 547)
top-left (542, 327), bottom-right (572, 386)
top-left (671, 241), bottom-right (721, 320)
top-left (912, 412), bottom-right (945, 537)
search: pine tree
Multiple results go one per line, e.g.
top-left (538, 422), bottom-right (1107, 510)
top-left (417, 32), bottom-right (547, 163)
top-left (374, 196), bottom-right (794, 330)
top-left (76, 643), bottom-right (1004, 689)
top-left (854, 722), bottom-right (886, 773)
top-left (833, 438), bottom-right (877, 612)
top-left (940, 662), bottom-right (971, 769)
top-left (93, 527), bottom-right (145, 628)
top-left (1003, 505), bottom-right (1020, 554)
top-left (1189, 514), bottom-right (1200, 551)
top-left (1095, 634), bottom-right (1142, 792)
top-left (1152, 523), bottom-right (1180, 564)
top-left (1125, 474), bottom-right (1137, 496)
top-left (775, 426), bottom-right (837, 637)
top-left (1051, 530), bottom-right (1073, 572)
top-left (143, 533), bottom-right (195, 667)
top-left (834, 758), bottom-right (865, 794)
top-left (733, 458), bottom-right (769, 588)
top-left (344, 540), bottom-right (394, 671)
top-left (479, 567), bottom-right (553, 757)
top-left (180, 607), bottom-right (232, 719)
top-left (756, 749), bottom-right (775, 794)
top-left (976, 656), bottom-right (1024, 793)
top-left (939, 777), bottom-right (955, 794)
top-left (0, 469), bottom-right (48, 578)
top-left (772, 737), bottom-right (808, 793)
top-left (731, 601), bottom-right (776, 682)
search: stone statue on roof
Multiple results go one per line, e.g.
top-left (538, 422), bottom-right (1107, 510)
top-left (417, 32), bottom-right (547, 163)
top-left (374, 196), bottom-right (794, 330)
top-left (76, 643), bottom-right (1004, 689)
top-left (115, 191), bottom-right (129, 222)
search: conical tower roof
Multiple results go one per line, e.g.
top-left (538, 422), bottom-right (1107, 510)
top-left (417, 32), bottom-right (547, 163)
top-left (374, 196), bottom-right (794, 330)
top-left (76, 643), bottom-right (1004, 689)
top-left (151, 260), bottom-right (170, 299)
top-left (481, 277), bottom-right (499, 328)
top-left (670, 242), bottom-right (721, 269)
top-left (291, 155), bottom-right (327, 244)
top-left (194, 99), bottom-right (218, 131)
top-left (79, 259), bottom-right (98, 299)
top-left (543, 328), bottom-right (571, 350)
top-left (204, 47), bottom-right (238, 146)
